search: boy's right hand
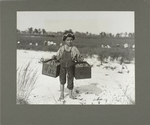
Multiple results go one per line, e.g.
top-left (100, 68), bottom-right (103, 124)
top-left (51, 55), bottom-right (57, 60)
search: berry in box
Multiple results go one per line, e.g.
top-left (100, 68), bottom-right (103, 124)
top-left (42, 59), bottom-right (60, 78)
top-left (74, 61), bottom-right (91, 79)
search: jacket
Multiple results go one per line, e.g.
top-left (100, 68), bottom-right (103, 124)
top-left (56, 45), bottom-right (81, 61)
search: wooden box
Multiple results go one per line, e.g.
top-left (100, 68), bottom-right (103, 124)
top-left (74, 61), bottom-right (91, 79)
top-left (42, 60), bottom-right (60, 78)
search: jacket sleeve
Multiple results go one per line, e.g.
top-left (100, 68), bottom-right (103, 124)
top-left (71, 46), bottom-right (81, 61)
top-left (56, 46), bottom-right (64, 60)
top-left (56, 48), bottom-right (61, 60)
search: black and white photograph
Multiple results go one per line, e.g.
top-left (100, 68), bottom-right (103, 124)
top-left (16, 11), bottom-right (135, 105)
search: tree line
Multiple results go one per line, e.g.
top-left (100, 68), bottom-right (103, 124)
top-left (17, 28), bottom-right (134, 38)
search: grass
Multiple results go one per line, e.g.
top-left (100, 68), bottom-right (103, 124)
top-left (17, 34), bottom-right (134, 50)
top-left (17, 60), bottom-right (40, 104)
top-left (122, 80), bottom-right (135, 105)
top-left (114, 79), bottom-right (135, 105)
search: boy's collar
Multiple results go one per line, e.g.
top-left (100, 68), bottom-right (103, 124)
top-left (64, 44), bottom-right (73, 47)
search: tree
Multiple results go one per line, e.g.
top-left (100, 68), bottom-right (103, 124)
top-left (106, 33), bottom-right (112, 38)
top-left (86, 32), bottom-right (89, 35)
top-left (124, 32), bottom-right (127, 37)
top-left (116, 33), bottom-right (120, 38)
top-left (128, 33), bottom-right (133, 37)
top-left (100, 32), bottom-right (106, 38)
top-left (109, 33), bottom-right (113, 37)
top-left (33, 29), bottom-right (38, 34)
top-left (69, 29), bottom-right (73, 33)
top-left (75, 31), bottom-right (81, 36)
top-left (119, 33), bottom-right (123, 37)
top-left (42, 29), bottom-right (46, 35)
top-left (28, 27), bottom-right (33, 34)
top-left (38, 28), bottom-right (41, 34)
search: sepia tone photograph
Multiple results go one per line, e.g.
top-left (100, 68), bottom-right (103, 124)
top-left (16, 11), bottom-right (135, 105)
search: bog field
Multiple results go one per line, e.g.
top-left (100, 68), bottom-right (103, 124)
top-left (17, 34), bottom-right (135, 61)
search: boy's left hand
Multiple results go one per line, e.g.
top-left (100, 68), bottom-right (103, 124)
top-left (78, 55), bottom-right (84, 62)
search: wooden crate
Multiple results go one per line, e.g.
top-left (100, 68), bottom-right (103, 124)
top-left (74, 62), bottom-right (91, 79)
top-left (42, 60), bottom-right (60, 78)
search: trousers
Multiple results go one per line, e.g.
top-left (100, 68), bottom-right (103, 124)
top-left (59, 47), bottom-right (75, 90)
top-left (59, 66), bottom-right (74, 90)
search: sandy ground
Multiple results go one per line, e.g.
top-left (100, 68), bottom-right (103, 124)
top-left (17, 50), bottom-right (135, 105)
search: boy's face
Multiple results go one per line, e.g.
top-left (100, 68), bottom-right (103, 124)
top-left (65, 37), bottom-right (73, 46)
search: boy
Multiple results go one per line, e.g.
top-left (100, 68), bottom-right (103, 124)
top-left (56, 30), bottom-right (83, 100)
top-left (41, 30), bottom-right (83, 101)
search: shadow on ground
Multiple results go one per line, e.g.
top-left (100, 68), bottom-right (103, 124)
top-left (64, 83), bottom-right (102, 95)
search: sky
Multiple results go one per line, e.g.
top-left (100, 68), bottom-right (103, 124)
top-left (17, 11), bottom-right (134, 35)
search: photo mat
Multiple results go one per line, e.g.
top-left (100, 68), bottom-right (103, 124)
top-left (1, 0), bottom-right (150, 125)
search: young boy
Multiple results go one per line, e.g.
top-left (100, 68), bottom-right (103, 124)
top-left (40, 30), bottom-right (83, 100)
top-left (56, 30), bottom-right (83, 100)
